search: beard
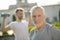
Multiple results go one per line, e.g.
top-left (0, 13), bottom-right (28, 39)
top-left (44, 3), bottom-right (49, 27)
top-left (18, 17), bottom-right (23, 20)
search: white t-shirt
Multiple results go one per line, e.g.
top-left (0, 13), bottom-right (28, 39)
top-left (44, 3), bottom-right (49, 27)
top-left (7, 20), bottom-right (30, 40)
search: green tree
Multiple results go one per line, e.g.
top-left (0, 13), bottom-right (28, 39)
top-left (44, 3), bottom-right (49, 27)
top-left (12, 15), bottom-right (16, 21)
top-left (59, 10), bottom-right (60, 21)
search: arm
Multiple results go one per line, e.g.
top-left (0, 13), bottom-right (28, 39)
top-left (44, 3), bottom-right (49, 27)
top-left (2, 14), bottom-right (10, 32)
top-left (27, 12), bottom-right (32, 26)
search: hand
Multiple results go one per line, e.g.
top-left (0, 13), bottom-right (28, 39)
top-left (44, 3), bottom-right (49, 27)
top-left (3, 13), bottom-right (7, 20)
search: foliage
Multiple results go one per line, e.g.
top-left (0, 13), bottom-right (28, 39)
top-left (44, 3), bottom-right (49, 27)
top-left (52, 22), bottom-right (60, 29)
top-left (12, 15), bottom-right (16, 21)
top-left (28, 25), bottom-right (34, 32)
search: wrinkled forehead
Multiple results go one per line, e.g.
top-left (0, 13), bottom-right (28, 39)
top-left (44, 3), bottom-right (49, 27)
top-left (33, 7), bottom-right (43, 12)
top-left (32, 7), bottom-right (44, 15)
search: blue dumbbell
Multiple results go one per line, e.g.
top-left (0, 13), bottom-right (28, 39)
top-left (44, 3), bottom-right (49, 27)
top-left (1, 12), bottom-right (10, 17)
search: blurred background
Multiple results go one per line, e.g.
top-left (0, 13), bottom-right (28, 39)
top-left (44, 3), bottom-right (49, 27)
top-left (0, 0), bottom-right (60, 40)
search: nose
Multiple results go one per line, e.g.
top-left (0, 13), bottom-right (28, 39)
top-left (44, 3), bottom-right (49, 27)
top-left (34, 16), bottom-right (39, 21)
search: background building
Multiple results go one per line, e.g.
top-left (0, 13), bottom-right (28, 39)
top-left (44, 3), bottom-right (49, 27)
top-left (43, 4), bottom-right (60, 23)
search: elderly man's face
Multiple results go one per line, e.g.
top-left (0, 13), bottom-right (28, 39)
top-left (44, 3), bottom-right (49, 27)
top-left (32, 8), bottom-right (45, 27)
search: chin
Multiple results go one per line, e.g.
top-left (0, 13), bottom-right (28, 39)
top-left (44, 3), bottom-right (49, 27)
top-left (18, 18), bottom-right (22, 20)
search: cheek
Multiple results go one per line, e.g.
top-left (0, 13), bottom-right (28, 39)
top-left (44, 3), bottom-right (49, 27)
top-left (32, 16), bottom-right (36, 20)
top-left (32, 17), bottom-right (35, 22)
top-left (18, 15), bottom-right (20, 17)
top-left (16, 14), bottom-right (19, 17)
top-left (40, 16), bottom-right (45, 21)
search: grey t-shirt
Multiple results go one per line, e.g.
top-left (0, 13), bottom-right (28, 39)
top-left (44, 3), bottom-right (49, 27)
top-left (30, 23), bottom-right (60, 40)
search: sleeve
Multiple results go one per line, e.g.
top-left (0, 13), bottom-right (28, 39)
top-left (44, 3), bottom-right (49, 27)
top-left (5, 22), bottom-right (14, 29)
top-left (50, 26), bottom-right (60, 40)
top-left (22, 20), bottom-right (28, 27)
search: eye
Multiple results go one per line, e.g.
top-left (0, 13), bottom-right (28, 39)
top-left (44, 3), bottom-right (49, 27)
top-left (33, 15), bottom-right (36, 18)
top-left (38, 15), bottom-right (41, 17)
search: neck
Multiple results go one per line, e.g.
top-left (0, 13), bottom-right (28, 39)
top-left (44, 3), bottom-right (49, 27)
top-left (16, 18), bottom-right (22, 22)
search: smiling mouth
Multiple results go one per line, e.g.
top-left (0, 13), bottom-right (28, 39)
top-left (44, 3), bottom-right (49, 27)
top-left (35, 22), bottom-right (40, 24)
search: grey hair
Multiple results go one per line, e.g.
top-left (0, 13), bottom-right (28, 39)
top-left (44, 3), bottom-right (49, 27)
top-left (30, 5), bottom-right (45, 17)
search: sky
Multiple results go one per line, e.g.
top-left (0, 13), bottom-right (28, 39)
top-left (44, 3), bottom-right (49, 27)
top-left (0, 0), bottom-right (60, 10)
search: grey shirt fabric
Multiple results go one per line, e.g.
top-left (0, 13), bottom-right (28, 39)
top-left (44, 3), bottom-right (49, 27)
top-left (30, 23), bottom-right (60, 40)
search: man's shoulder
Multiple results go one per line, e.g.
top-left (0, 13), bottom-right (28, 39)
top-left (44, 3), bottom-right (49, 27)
top-left (46, 23), bottom-right (60, 32)
top-left (30, 27), bottom-right (36, 33)
top-left (22, 20), bottom-right (28, 25)
top-left (22, 20), bottom-right (28, 23)
top-left (9, 21), bottom-right (17, 24)
top-left (46, 23), bottom-right (55, 28)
